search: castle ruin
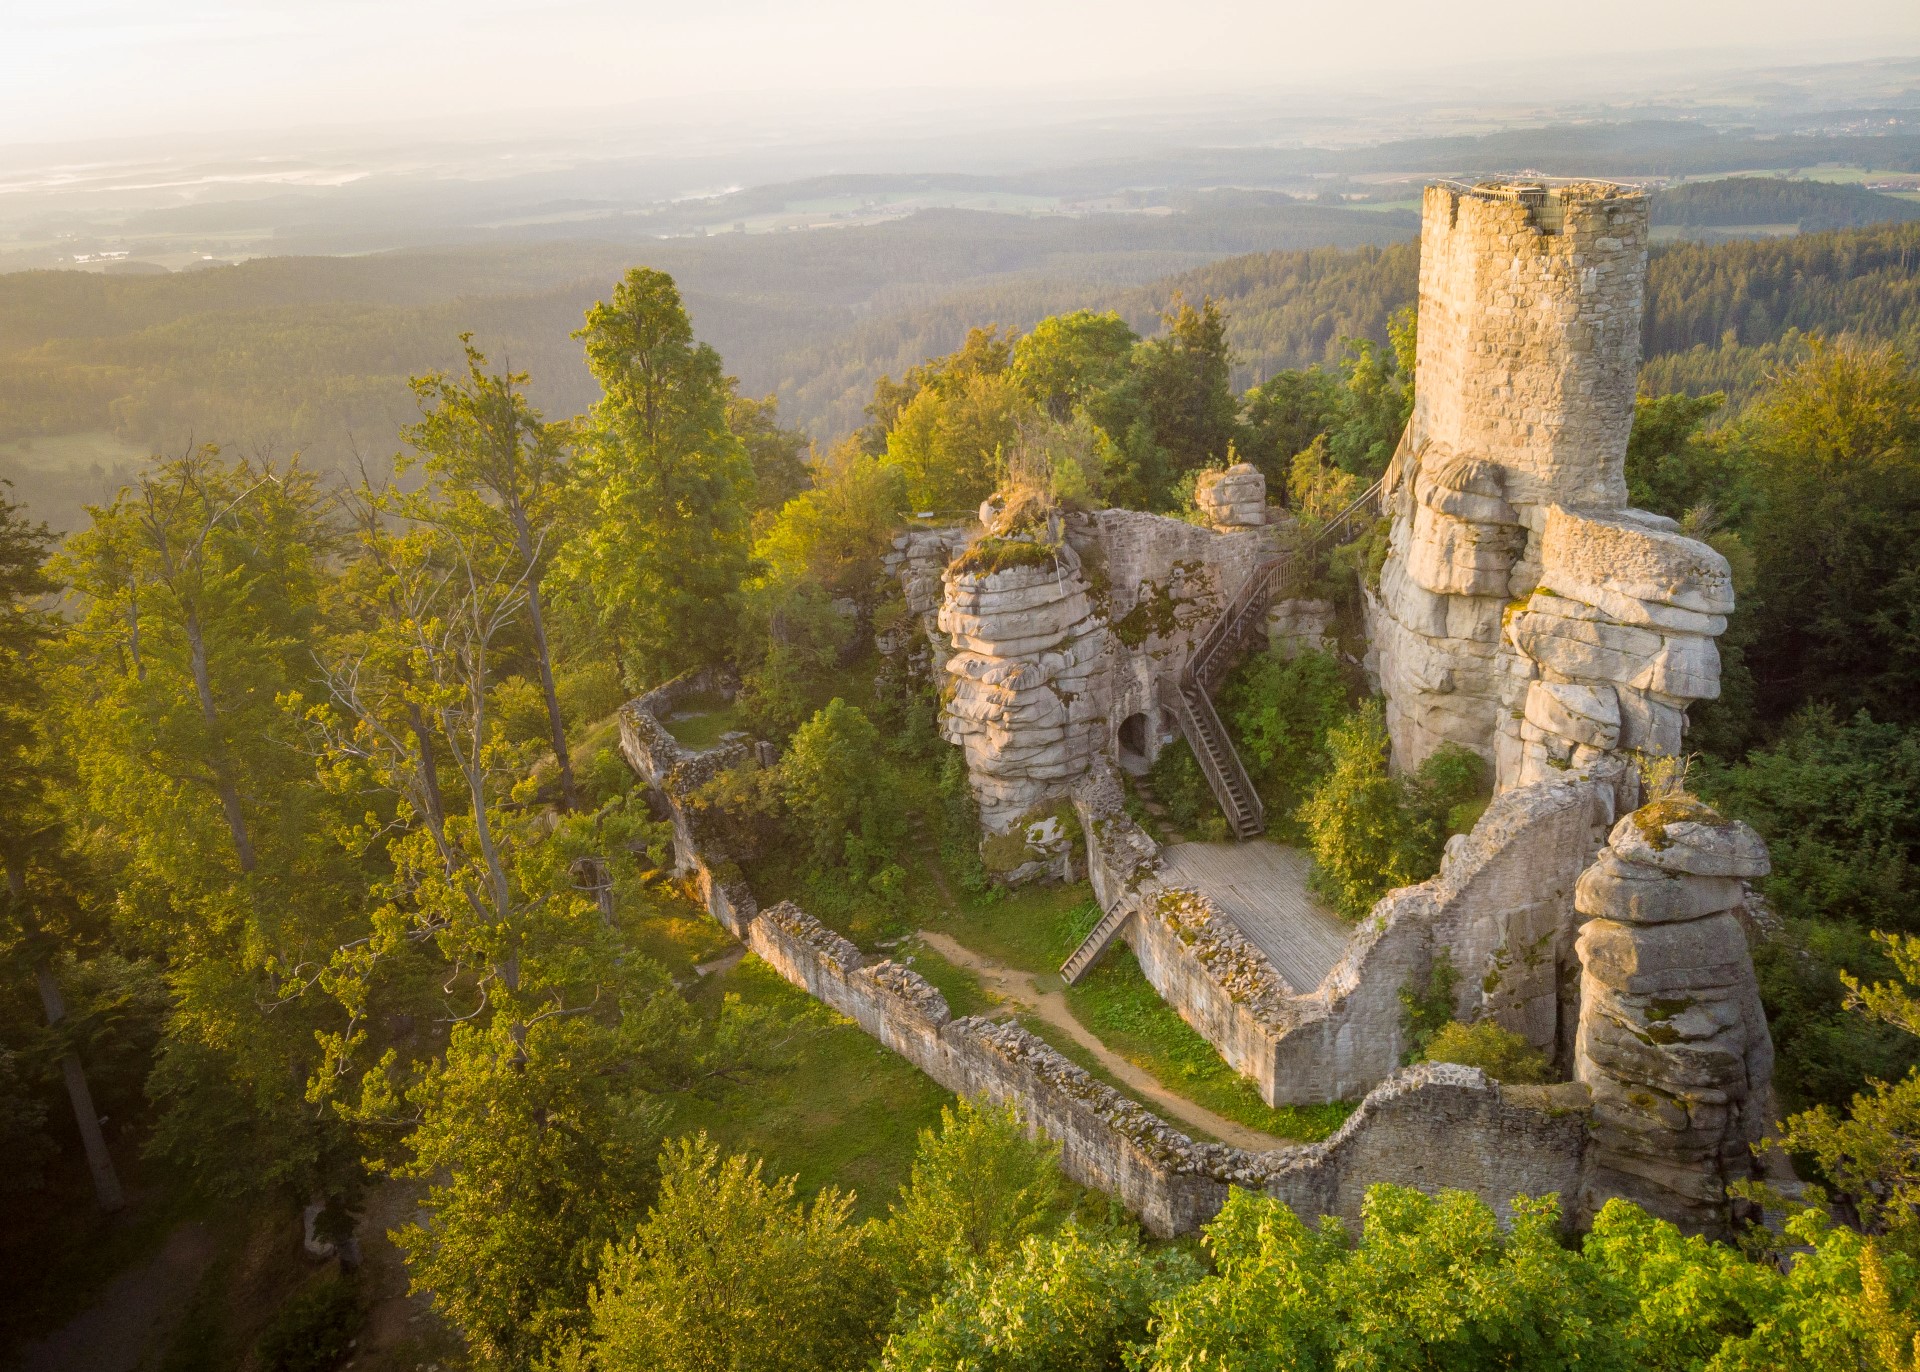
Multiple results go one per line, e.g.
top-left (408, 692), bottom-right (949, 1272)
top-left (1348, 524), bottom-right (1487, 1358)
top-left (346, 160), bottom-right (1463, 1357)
top-left (629, 180), bottom-right (1785, 1239)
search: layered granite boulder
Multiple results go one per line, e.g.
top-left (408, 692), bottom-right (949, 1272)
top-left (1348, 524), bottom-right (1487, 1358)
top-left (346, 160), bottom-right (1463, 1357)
top-left (1195, 463), bottom-right (1268, 530)
top-left (1497, 507), bottom-right (1733, 792)
top-left (937, 539), bottom-right (1114, 842)
top-left (1573, 799), bottom-right (1775, 1234)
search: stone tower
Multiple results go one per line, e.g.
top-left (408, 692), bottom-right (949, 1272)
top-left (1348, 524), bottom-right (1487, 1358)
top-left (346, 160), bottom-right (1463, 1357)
top-left (1373, 182), bottom-right (1731, 794)
top-left (1410, 181), bottom-right (1646, 523)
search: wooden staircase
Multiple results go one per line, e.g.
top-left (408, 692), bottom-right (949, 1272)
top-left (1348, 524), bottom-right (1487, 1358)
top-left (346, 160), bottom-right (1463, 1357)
top-left (1055, 474), bottom-right (1391, 986)
top-left (1165, 476), bottom-right (1387, 840)
top-left (1059, 905), bottom-right (1133, 984)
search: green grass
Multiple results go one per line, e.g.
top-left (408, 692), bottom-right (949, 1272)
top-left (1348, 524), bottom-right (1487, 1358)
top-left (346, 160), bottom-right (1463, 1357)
top-left (914, 863), bottom-right (1099, 977)
top-left (674, 957), bottom-right (952, 1220)
top-left (620, 885), bottom-right (739, 979)
top-left (898, 939), bottom-right (1000, 1018)
top-left (661, 693), bottom-right (745, 749)
top-left (1066, 948), bottom-right (1355, 1142)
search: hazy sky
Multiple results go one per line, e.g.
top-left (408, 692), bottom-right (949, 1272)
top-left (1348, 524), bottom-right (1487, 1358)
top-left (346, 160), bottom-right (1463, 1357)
top-left (6, 0), bottom-right (1918, 147)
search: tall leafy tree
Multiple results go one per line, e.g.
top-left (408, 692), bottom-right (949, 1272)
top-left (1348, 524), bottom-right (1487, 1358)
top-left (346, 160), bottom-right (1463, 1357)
top-left (54, 448), bottom-right (360, 1202)
top-left (402, 336), bottom-right (580, 806)
top-left (309, 500), bottom-right (770, 1365)
top-left (728, 388), bottom-right (814, 516)
top-left (0, 487), bottom-right (124, 1210)
top-left (580, 1135), bottom-right (891, 1372)
top-left (1742, 339), bottom-right (1920, 726)
top-left (1012, 310), bottom-right (1139, 420)
top-left (1130, 294), bottom-right (1238, 489)
top-left (566, 268), bottom-right (753, 687)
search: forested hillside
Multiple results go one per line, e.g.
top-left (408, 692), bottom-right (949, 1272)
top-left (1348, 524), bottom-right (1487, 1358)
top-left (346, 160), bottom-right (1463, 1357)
top-left (0, 202), bottom-right (1423, 523)
top-left (1653, 176), bottom-right (1920, 232)
top-left (5, 210), bottom-right (1920, 531)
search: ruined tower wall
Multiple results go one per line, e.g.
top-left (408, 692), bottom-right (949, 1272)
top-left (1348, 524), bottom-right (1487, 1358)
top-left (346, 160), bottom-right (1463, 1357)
top-left (1374, 182), bottom-right (1712, 779)
top-left (1411, 182), bottom-right (1647, 524)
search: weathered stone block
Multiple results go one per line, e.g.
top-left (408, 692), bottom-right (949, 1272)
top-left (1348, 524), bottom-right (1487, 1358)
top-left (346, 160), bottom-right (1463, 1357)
top-left (1608, 813), bottom-right (1770, 879)
top-left (1540, 506), bottom-right (1733, 616)
top-left (1574, 851), bottom-right (1745, 924)
top-left (1524, 680), bottom-right (1620, 749)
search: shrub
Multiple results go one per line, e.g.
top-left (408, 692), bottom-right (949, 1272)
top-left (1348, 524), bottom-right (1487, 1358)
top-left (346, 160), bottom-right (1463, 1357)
top-left (1221, 646), bottom-right (1350, 837)
top-left (1422, 1019), bottom-right (1553, 1084)
top-left (1399, 954), bottom-right (1460, 1064)
top-left (685, 762), bottom-right (788, 865)
top-left (782, 699), bottom-right (907, 881)
top-left (1409, 741), bottom-right (1490, 839)
top-left (1296, 700), bottom-right (1430, 919)
top-left (1146, 737), bottom-right (1220, 836)
top-left (937, 746), bottom-right (991, 893)
top-left (255, 1276), bottom-right (362, 1372)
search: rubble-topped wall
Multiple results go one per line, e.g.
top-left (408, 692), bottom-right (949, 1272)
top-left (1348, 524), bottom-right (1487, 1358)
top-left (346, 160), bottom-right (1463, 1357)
top-left (1074, 763), bottom-right (1607, 1104)
top-left (1573, 800), bottom-right (1778, 1234)
top-left (621, 692), bottom-right (1593, 1238)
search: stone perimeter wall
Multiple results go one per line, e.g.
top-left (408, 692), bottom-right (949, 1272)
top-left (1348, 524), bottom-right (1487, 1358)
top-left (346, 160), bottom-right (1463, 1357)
top-left (1075, 760), bottom-right (1608, 1105)
top-left (620, 676), bottom-right (1591, 1237)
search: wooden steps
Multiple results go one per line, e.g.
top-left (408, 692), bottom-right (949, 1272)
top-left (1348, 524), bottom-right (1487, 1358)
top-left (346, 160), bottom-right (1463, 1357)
top-left (1059, 905), bottom-right (1134, 984)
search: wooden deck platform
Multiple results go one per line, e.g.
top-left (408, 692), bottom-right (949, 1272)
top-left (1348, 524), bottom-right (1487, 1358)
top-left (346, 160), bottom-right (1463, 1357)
top-left (1158, 841), bottom-right (1353, 994)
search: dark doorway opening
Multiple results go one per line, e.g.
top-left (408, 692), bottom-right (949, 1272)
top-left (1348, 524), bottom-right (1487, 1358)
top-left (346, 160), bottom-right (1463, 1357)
top-left (1118, 712), bottom-right (1151, 772)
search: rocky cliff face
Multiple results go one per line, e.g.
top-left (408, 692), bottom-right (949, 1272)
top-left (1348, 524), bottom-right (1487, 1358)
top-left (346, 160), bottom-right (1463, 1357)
top-left (922, 502), bottom-right (1274, 867)
top-left (1573, 800), bottom-right (1775, 1234)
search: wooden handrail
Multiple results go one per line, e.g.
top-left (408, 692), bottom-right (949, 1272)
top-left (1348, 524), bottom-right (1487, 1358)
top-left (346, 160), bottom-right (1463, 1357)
top-left (1167, 471), bottom-right (1388, 839)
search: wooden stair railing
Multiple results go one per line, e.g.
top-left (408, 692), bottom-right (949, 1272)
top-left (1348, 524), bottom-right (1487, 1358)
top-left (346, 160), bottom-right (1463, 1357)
top-left (1166, 475), bottom-right (1387, 838)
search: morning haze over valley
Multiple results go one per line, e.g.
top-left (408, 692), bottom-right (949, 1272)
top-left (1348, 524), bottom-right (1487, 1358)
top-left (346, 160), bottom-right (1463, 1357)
top-left (4, 5), bottom-right (1920, 1370)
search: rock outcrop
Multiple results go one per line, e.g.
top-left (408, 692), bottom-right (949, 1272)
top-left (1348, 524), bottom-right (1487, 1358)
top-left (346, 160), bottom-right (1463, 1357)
top-left (1371, 180), bottom-right (1730, 798)
top-left (1573, 799), bottom-right (1775, 1233)
top-left (1195, 462), bottom-right (1267, 529)
top-left (938, 539), bottom-right (1113, 842)
top-left (922, 506), bottom-right (1274, 862)
top-left (1496, 508), bottom-right (1732, 792)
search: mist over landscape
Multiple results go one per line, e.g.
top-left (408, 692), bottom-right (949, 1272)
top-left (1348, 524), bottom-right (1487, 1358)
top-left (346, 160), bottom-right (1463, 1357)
top-left (11, 6), bottom-right (1920, 1372)
top-left (6, 38), bottom-right (1920, 526)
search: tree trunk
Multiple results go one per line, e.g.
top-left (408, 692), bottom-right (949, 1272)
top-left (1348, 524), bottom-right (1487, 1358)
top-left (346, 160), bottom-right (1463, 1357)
top-left (525, 582), bottom-right (575, 810)
top-left (182, 606), bottom-right (255, 872)
top-left (406, 699), bottom-right (448, 833)
top-left (34, 960), bottom-right (125, 1213)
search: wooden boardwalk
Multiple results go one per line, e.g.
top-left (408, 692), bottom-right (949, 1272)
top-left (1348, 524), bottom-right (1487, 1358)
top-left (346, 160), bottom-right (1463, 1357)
top-left (1159, 841), bottom-right (1353, 994)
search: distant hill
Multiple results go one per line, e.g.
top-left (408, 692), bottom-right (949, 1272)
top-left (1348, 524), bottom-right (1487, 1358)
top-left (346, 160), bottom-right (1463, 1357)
top-left (0, 201), bottom-right (1418, 525)
top-left (1653, 178), bottom-right (1920, 234)
top-left (2, 203), bottom-right (1916, 530)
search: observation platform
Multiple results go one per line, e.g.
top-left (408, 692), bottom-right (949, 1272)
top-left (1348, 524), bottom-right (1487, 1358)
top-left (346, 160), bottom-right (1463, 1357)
top-left (1158, 840), bottom-right (1352, 994)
